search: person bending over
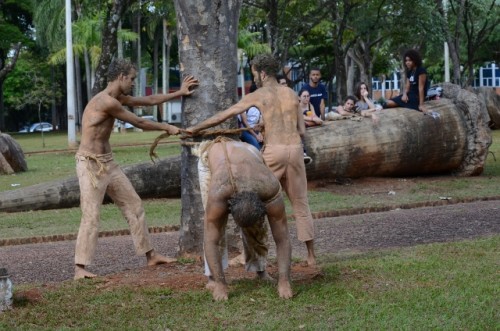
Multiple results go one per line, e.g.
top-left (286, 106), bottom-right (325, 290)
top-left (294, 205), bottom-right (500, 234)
top-left (186, 53), bottom-right (316, 266)
top-left (195, 138), bottom-right (292, 301)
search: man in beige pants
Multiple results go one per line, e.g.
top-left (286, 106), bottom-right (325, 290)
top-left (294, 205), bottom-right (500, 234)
top-left (74, 58), bottom-right (198, 279)
top-left (186, 53), bottom-right (316, 266)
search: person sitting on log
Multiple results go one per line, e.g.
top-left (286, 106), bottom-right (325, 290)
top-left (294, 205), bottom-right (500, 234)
top-left (336, 95), bottom-right (379, 123)
top-left (195, 137), bottom-right (292, 301)
top-left (383, 49), bottom-right (430, 113)
top-left (299, 89), bottom-right (323, 128)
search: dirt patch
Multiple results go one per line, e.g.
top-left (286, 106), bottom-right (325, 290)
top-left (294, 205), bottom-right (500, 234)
top-left (96, 261), bottom-right (323, 293)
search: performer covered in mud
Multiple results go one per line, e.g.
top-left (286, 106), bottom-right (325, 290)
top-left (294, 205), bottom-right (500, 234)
top-left (195, 137), bottom-right (292, 301)
top-left (186, 53), bottom-right (316, 266)
top-left (74, 58), bottom-right (198, 280)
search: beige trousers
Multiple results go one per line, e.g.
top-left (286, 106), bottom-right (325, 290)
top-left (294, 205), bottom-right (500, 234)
top-left (262, 144), bottom-right (315, 242)
top-left (74, 152), bottom-right (152, 265)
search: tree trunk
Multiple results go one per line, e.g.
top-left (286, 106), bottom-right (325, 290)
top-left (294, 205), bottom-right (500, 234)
top-left (173, 0), bottom-right (242, 257)
top-left (0, 84), bottom-right (491, 213)
top-left (0, 133), bottom-right (27, 175)
top-left (92, 0), bottom-right (134, 96)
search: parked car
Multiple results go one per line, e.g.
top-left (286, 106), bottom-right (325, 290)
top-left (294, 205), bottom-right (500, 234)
top-left (114, 115), bottom-right (157, 130)
top-left (19, 122), bottom-right (53, 133)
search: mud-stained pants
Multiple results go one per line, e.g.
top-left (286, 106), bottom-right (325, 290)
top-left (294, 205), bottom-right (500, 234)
top-left (74, 152), bottom-right (152, 265)
top-left (262, 144), bottom-right (315, 242)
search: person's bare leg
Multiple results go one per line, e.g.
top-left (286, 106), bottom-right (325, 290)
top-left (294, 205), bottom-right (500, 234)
top-left (305, 240), bottom-right (316, 266)
top-left (74, 264), bottom-right (97, 280)
top-left (206, 276), bottom-right (216, 290)
top-left (146, 249), bottom-right (177, 266)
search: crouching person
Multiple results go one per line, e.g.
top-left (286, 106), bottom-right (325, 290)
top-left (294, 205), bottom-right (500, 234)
top-left (195, 137), bottom-right (292, 301)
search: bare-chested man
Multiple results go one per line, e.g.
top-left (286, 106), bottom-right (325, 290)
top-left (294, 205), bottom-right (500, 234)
top-left (74, 58), bottom-right (198, 280)
top-left (187, 53), bottom-right (316, 266)
top-left (195, 138), bottom-right (292, 300)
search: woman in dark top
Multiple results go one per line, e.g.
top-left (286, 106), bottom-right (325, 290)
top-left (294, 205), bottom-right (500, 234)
top-left (384, 49), bottom-right (429, 112)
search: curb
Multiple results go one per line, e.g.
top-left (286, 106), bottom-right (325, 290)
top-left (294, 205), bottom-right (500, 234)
top-left (0, 225), bottom-right (180, 247)
top-left (1, 196), bottom-right (499, 247)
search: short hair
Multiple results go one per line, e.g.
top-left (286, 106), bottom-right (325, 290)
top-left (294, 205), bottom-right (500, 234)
top-left (345, 95), bottom-right (357, 104)
top-left (107, 58), bottom-right (137, 82)
top-left (229, 191), bottom-right (266, 228)
top-left (309, 67), bottom-right (321, 74)
top-left (354, 82), bottom-right (369, 100)
top-left (403, 49), bottom-right (423, 67)
top-left (251, 54), bottom-right (281, 78)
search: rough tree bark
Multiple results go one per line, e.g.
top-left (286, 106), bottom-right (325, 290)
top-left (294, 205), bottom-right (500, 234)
top-left (470, 87), bottom-right (500, 130)
top-left (0, 84), bottom-right (491, 213)
top-left (91, 0), bottom-right (134, 96)
top-left (0, 133), bottom-right (27, 175)
top-left (173, 0), bottom-right (242, 257)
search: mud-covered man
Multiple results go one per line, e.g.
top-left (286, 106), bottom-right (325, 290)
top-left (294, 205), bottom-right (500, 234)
top-left (196, 138), bottom-right (292, 301)
top-left (74, 58), bottom-right (198, 279)
top-left (187, 53), bottom-right (316, 266)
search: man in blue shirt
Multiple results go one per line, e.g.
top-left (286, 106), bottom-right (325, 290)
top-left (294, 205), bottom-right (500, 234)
top-left (302, 68), bottom-right (328, 120)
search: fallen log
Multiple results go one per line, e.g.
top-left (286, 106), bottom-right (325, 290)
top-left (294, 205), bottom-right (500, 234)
top-left (305, 83), bottom-right (491, 178)
top-left (0, 133), bottom-right (27, 175)
top-left (0, 84), bottom-right (491, 212)
top-left (0, 156), bottom-right (181, 212)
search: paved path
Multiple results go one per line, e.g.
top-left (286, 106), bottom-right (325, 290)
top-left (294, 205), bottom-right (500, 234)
top-left (1, 200), bottom-right (498, 285)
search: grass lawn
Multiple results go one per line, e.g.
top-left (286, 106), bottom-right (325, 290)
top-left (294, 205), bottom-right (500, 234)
top-left (0, 236), bottom-right (497, 330)
top-left (0, 130), bottom-right (498, 330)
top-left (0, 130), bottom-right (499, 239)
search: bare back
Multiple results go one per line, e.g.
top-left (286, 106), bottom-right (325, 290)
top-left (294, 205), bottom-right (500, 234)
top-left (253, 85), bottom-right (302, 145)
top-left (207, 141), bottom-right (281, 202)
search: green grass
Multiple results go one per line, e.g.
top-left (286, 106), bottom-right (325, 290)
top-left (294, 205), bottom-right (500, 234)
top-left (1, 236), bottom-right (497, 330)
top-left (0, 130), bottom-right (498, 330)
top-left (0, 130), bottom-right (499, 240)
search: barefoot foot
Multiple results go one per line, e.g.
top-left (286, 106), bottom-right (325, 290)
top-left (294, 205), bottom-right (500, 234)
top-left (256, 270), bottom-right (275, 283)
top-left (228, 252), bottom-right (245, 267)
top-left (206, 276), bottom-right (216, 291)
top-left (278, 280), bottom-right (293, 299)
top-left (146, 250), bottom-right (177, 266)
top-left (74, 265), bottom-right (97, 280)
top-left (212, 283), bottom-right (229, 301)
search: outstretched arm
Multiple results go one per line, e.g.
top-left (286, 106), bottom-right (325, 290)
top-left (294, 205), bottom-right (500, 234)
top-left (119, 75), bottom-right (198, 107)
top-left (186, 94), bottom-right (260, 134)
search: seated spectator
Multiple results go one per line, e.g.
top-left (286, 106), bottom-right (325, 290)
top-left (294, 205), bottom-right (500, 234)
top-left (238, 107), bottom-right (263, 151)
top-left (337, 95), bottom-right (379, 123)
top-left (354, 82), bottom-right (381, 123)
top-left (299, 89), bottom-right (323, 127)
top-left (383, 49), bottom-right (430, 112)
top-left (276, 74), bottom-right (289, 87)
top-left (237, 83), bottom-right (263, 150)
